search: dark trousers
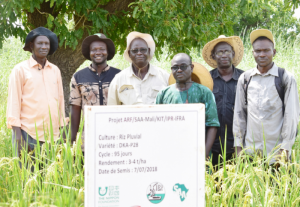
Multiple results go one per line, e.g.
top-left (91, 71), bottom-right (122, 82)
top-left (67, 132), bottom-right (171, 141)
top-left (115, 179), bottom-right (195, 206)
top-left (12, 129), bottom-right (44, 157)
top-left (12, 129), bottom-right (44, 171)
top-left (211, 151), bottom-right (234, 169)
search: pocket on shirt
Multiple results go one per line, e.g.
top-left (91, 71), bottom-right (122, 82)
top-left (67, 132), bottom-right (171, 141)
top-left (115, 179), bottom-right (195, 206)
top-left (148, 86), bottom-right (163, 104)
top-left (213, 87), bottom-right (219, 94)
top-left (118, 84), bottom-right (137, 105)
top-left (213, 86), bottom-right (223, 108)
top-left (50, 82), bottom-right (59, 101)
top-left (151, 86), bottom-right (163, 97)
top-left (78, 83), bottom-right (100, 106)
top-left (45, 75), bottom-right (59, 101)
top-left (213, 86), bottom-right (220, 100)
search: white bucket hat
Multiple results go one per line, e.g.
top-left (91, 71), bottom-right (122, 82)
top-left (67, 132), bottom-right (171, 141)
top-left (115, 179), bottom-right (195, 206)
top-left (123, 31), bottom-right (156, 63)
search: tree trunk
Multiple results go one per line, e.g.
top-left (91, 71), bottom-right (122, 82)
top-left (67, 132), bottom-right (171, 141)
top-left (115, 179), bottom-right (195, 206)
top-left (47, 38), bottom-right (87, 117)
top-left (25, 1), bottom-right (86, 117)
top-left (25, 0), bottom-right (136, 116)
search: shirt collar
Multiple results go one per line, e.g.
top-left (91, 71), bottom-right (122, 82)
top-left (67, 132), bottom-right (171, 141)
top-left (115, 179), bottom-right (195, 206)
top-left (251, 62), bottom-right (278, 77)
top-left (89, 64), bottom-right (110, 73)
top-left (211, 65), bottom-right (239, 80)
top-left (128, 63), bottom-right (157, 77)
top-left (29, 56), bottom-right (51, 69)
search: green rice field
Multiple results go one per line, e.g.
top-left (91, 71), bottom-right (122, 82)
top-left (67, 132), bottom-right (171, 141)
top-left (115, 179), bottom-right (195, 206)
top-left (0, 30), bottom-right (300, 206)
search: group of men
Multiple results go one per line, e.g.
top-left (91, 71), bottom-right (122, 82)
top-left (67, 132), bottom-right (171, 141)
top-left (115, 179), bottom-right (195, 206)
top-left (7, 27), bottom-right (299, 167)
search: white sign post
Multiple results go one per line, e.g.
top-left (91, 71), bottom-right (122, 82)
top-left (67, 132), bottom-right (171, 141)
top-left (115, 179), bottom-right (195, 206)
top-left (85, 104), bottom-right (205, 207)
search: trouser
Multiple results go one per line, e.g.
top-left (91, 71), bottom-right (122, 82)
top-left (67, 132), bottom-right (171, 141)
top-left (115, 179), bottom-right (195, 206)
top-left (211, 151), bottom-right (234, 169)
top-left (12, 129), bottom-right (44, 157)
top-left (12, 129), bottom-right (46, 171)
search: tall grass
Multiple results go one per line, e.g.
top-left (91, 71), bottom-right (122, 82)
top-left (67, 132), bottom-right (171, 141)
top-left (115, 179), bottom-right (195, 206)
top-left (1, 30), bottom-right (300, 206)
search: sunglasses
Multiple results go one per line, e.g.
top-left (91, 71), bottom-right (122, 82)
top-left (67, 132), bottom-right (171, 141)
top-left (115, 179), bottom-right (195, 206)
top-left (215, 50), bottom-right (232, 56)
top-left (130, 48), bottom-right (148, 54)
top-left (171, 64), bottom-right (191, 71)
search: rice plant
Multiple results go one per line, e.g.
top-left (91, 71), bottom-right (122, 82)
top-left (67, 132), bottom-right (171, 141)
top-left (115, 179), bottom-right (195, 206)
top-left (1, 29), bottom-right (300, 206)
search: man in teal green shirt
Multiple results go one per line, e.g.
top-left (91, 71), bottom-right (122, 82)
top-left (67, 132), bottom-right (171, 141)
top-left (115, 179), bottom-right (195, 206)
top-left (156, 53), bottom-right (220, 158)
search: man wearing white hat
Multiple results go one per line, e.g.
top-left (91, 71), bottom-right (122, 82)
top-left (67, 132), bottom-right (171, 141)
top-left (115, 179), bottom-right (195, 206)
top-left (107, 32), bottom-right (169, 105)
top-left (233, 29), bottom-right (299, 164)
top-left (203, 35), bottom-right (244, 167)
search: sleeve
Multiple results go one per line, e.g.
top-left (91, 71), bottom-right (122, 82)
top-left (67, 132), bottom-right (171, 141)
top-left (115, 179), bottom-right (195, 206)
top-left (57, 69), bottom-right (68, 127)
top-left (69, 75), bottom-right (82, 106)
top-left (204, 90), bottom-right (220, 127)
top-left (233, 74), bottom-right (247, 147)
top-left (164, 71), bottom-right (170, 86)
top-left (280, 73), bottom-right (299, 152)
top-left (107, 76), bottom-right (121, 105)
top-left (155, 90), bottom-right (163, 104)
top-left (6, 67), bottom-right (23, 128)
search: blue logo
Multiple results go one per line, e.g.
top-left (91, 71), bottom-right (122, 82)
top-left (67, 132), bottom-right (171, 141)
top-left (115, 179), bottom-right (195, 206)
top-left (99, 187), bottom-right (108, 196)
top-left (173, 183), bottom-right (189, 202)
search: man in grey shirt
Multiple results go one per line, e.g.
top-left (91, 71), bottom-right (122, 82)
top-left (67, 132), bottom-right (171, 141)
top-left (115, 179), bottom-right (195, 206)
top-left (233, 29), bottom-right (299, 163)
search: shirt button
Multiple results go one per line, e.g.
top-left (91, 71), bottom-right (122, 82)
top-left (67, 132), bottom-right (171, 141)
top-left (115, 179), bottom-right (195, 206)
top-left (99, 81), bottom-right (101, 82)
top-left (96, 73), bottom-right (98, 75)
top-left (100, 87), bottom-right (102, 89)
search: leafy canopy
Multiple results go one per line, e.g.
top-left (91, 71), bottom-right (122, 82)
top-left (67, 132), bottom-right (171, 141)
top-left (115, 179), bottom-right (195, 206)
top-left (0, 0), bottom-right (299, 57)
top-left (234, 0), bottom-right (300, 41)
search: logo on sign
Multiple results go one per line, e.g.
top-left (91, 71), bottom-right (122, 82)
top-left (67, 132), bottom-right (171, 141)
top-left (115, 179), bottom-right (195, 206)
top-left (173, 183), bottom-right (189, 202)
top-left (146, 182), bottom-right (165, 204)
top-left (98, 186), bottom-right (120, 205)
top-left (99, 187), bottom-right (108, 196)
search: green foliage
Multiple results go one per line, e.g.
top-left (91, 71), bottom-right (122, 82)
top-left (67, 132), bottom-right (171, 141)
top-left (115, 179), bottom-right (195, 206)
top-left (1, 28), bottom-right (300, 206)
top-left (1, 1), bottom-right (300, 205)
top-left (234, 0), bottom-right (300, 41)
top-left (0, 38), bottom-right (30, 157)
top-left (0, 0), bottom-right (287, 58)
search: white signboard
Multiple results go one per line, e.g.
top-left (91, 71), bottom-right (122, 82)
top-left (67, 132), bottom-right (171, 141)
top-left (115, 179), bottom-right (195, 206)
top-left (85, 104), bottom-right (205, 207)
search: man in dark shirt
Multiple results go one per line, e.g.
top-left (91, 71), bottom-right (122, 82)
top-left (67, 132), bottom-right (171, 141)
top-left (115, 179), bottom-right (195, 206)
top-left (202, 35), bottom-right (244, 168)
top-left (69, 33), bottom-right (121, 154)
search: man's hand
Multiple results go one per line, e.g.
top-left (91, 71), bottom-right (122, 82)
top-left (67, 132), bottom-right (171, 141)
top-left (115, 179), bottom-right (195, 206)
top-left (71, 105), bottom-right (82, 144)
top-left (205, 127), bottom-right (217, 159)
top-left (235, 146), bottom-right (242, 157)
top-left (278, 149), bottom-right (289, 161)
top-left (12, 126), bottom-right (29, 156)
top-left (273, 149), bottom-right (289, 169)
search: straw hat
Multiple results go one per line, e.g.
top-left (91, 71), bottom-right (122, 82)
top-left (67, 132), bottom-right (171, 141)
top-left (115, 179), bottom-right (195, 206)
top-left (168, 62), bottom-right (213, 91)
top-left (81, 33), bottom-right (115, 61)
top-left (124, 31), bottom-right (155, 63)
top-left (250, 29), bottom-right (275, 46)
top-left (202, 35), bottom-right (244, 68)
top-left (23, 27), bottom-right (58, 55)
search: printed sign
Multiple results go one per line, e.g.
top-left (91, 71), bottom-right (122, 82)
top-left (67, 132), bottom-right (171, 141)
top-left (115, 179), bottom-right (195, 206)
top-left (85, 104), bottom-right (205, 207)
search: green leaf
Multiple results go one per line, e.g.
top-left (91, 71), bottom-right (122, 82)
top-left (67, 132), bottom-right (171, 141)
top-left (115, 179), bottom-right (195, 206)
top-left (50, 0), bottom-right (55, 8)
top-left (132, 6), bottom-right (139, 18)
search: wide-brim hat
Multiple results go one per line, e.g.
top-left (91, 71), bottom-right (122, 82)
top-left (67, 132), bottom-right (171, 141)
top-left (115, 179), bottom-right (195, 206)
top-left (124, 31), bottom-right (155, 63)
top-left (82, 33), bottom-right (115, 61)
top-left (23, 27), bottom-right (58, 55)
top-left (168, 62), bottom-right (214, 91)
top-left (250, 29), bottom-right (275, 47)
top-left (202, 35), bottom-right (244, 68)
